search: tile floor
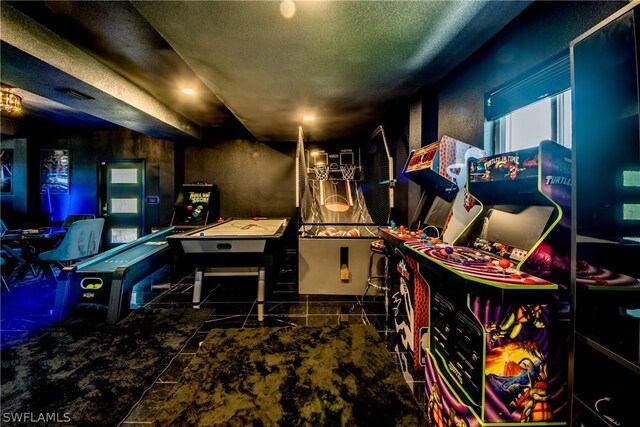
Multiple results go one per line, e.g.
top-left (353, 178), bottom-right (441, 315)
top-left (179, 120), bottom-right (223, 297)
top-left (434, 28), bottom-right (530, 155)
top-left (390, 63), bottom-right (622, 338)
top-left (1, 262), bottom-right (427, 423)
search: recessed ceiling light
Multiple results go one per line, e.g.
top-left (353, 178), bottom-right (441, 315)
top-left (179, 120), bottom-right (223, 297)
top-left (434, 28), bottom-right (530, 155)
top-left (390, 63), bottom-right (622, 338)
top-left (280, 0), bottom-right (296, 19)
top-left (303, 115), bottom-right (315, 122)
top-left (182, 88), bottom-right (195, 95)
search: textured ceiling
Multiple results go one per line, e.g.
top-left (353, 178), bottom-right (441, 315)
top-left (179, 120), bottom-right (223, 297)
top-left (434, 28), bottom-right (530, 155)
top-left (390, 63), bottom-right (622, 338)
top-left (1, 1), bottom-right (531, 142)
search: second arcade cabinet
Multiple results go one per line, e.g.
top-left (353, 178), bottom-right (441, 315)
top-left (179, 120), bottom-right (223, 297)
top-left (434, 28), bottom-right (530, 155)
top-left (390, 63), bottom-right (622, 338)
top-left (171, 182), bottom-right (220, 230)
top-left (378, 135), bottom-right (481, 387)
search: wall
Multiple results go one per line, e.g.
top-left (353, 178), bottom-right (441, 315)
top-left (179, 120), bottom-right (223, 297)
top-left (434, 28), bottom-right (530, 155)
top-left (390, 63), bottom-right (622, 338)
top-left (4, 116), bottom-right (296, 229)
top-left (372, 1), bottom-right (626, 227)
top-left (0, 137), bottom-right (27, 225)
top-left (3, 120), bottom-right (175, 231)
top-left (436, 0), bottom-right (627, 149)
top-left (183, 138), bottom-right (296, 220)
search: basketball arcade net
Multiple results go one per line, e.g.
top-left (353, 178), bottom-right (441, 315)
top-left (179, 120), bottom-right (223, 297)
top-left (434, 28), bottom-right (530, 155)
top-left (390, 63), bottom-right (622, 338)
top-left (296, 126), bottom-right (393, 237)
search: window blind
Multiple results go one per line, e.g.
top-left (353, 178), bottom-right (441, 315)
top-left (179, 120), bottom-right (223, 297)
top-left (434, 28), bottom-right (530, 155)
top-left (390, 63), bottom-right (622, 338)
top-left (485, 52), bottom-right (570, 121)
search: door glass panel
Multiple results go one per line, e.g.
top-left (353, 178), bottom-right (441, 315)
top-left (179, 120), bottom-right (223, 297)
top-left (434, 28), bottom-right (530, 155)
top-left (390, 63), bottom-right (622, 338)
top-left (110, 198), bottom-right (138, 214)
top-left (111, 228), bottom-right (139, 244)
top-left (99, 160), bottom-right (145, 249)
top-left (111, 168), bottom-right (138, 184)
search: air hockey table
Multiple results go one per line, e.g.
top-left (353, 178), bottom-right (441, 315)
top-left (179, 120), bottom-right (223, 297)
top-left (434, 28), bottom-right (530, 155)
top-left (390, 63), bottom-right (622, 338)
top-left (167, 218), bottom-right (290, 321)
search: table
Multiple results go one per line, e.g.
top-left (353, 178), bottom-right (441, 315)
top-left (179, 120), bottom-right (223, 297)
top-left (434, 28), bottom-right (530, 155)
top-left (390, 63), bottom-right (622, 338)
top-left (2, 226), bottom-right (66, 282)
top-left (166, 218), bottom-right (289, 321)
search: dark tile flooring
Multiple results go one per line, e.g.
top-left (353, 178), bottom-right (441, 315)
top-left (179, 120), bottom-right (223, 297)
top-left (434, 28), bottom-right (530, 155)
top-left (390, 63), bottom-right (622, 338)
top-left (1, 264), bottom-right (427, 423)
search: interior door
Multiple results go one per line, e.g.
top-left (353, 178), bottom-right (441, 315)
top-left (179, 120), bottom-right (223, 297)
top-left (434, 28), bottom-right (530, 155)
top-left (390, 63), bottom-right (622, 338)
top-left (98, 159), bottom-right (145, 249)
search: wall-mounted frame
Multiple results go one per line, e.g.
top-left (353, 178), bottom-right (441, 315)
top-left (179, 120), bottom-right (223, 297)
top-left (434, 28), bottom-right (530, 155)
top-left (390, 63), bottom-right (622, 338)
top-left (40, 149), bottom-right (70, 194)
top-left (1, 149), bottom-right (13, 194)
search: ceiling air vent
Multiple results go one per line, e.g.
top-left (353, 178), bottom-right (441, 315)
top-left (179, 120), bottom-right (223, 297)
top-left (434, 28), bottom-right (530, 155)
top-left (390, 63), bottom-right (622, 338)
top-left (55, 88), bottom-right (94, 100)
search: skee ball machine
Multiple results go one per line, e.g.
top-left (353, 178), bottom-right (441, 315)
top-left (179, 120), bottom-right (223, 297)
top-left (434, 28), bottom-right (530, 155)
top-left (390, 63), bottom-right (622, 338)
top-left (405, 140), bottom-right (571, 426)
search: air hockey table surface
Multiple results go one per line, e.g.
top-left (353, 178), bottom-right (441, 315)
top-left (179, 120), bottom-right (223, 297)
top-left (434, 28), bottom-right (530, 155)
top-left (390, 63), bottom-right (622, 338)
top-left (168, 218), bottom-right (289, 253)
top-left (194, 218), bottom-right (286, 237)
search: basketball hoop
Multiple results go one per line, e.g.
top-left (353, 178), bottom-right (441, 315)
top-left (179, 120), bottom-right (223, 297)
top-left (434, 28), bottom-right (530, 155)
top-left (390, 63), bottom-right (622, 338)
top-left (340, 164), bottom-right (356, 180)
top-left (314, 164), bottom-right (329, 180)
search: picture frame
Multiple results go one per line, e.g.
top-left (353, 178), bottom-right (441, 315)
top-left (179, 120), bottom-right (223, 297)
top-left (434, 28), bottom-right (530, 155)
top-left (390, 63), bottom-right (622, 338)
top-left (40, 149), bottom-right (70, 194)
top-left (1, 148), bottom-right (13, 193)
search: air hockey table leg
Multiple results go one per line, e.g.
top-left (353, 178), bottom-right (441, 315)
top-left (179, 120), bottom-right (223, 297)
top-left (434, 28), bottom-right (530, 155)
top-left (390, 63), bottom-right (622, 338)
top-left (193, 267), bottom-right (203, 306)
top-left (257, 267), bottom-right (265, 322)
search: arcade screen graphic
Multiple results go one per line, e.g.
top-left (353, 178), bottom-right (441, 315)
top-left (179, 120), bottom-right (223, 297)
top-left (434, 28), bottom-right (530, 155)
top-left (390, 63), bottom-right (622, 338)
top-left (171, 183), bottom-right (219, 227)
top-left (469, 149), bottom-right (538, 183)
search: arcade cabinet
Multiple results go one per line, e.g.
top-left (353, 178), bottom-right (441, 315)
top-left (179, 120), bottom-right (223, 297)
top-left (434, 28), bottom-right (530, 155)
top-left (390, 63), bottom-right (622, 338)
top-left (377, 135), bottom-right (479, 386)
top-left (406, 140), bottom-right (571, 426)
top-left (570, 3), bottom-right (640, 425)
top-left (296, 126), bottom-right (392, 295)
top-left (171, 182), bottom-right (220, 230)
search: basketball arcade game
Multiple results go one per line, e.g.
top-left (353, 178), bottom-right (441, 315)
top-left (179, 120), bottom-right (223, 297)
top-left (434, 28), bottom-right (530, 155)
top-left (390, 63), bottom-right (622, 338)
top-left (296, 126), bottom-right (393, 295)
top-left (408, 140), bottom-right (571, 426)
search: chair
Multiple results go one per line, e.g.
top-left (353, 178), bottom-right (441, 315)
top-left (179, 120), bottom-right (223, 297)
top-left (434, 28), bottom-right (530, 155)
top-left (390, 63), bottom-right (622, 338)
top-left (1, 221), bottom-right (11, 290)
top-left (62, 214), bottom-right (96, 230)
top-left (362, 239), bottom-right (391, 327)
top-left (1, 219), bottom-right (39, 283)
top-left (38, 218), bottom-right (105, 283)
top-left (1, 256), bottom-right (9, 292)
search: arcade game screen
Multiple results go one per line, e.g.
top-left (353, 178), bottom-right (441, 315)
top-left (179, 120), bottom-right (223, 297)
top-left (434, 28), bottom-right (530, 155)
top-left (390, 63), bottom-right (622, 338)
top-left (171, 183), bottom-right (219, 227)
top-left (474, 205), bottom-right (555, 260)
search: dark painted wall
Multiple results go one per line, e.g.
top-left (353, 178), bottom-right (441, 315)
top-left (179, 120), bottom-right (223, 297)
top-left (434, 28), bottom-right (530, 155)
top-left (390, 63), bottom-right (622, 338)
top-left (1, 121), bottom-right (175, 231)
top-left (182, 138), bottom-right (296, 220)
top-left (0, 137), bottom-right (28, 223)
top-left (376, 0), bottom-right (627, 226)
top-left (436, 0), bottom-right (627, 149)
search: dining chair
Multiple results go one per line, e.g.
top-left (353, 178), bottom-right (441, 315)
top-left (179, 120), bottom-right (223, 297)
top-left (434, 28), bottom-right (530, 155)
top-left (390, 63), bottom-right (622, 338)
top-left (0, 219), bottom-right (39, 283)
top-left (0, 256), bottom-right (9, 292)
top-left (62, 214), bottom-right (96, 230)
top-left (38, 218), bottom-right (105, 283)
top-left (0, 220), bottom-right (10, 284)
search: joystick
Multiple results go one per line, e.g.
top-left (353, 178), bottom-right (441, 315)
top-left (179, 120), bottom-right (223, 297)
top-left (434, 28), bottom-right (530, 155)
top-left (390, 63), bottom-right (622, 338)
top-left (498, 258), bottom-right (510, 276)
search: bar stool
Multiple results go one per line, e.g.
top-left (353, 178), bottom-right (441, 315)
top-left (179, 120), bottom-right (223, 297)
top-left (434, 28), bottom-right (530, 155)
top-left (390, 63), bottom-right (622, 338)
top-left (362, 239), bottom-right (391, 327)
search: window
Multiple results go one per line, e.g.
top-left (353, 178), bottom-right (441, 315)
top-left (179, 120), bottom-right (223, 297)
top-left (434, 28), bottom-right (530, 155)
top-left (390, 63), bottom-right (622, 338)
top-left (485, 53), bottom-right (571, 153)
top-left (494, 90), bottom-right (572, 152)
